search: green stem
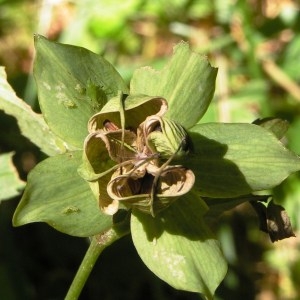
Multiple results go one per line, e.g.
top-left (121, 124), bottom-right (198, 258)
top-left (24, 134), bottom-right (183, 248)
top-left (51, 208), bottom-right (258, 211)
top-left (65, 228), bottom-right (125, 300)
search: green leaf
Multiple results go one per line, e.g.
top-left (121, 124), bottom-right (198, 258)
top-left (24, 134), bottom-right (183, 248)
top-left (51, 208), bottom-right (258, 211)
top-left (33, 35), bottom-right (129, 148)
top-left (0, 66), bottom-right (66, 155)
top-left (130, 42), bottom-right (217, 129)
top-left (0, 152), bottom-right (25, 201)
top-left (13, 151), bottom-right (112, 237)
top-left (131, 192), bottom-right (227, 298)
top-left (187, 123), bottom-right (300, 198)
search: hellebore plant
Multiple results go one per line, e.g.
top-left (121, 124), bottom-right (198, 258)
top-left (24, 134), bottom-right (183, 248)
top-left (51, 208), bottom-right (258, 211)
top-left (80, 94), bottom-right (195, 216)
top-left (6, 35), bottom-right (300, 299)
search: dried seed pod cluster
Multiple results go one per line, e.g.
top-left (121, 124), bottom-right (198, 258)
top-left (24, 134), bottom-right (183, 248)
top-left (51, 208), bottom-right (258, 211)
top-left (80, 94), bottom-right (194, 216)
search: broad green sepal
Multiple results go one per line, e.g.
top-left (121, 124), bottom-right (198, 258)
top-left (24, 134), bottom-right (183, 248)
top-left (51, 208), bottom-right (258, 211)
top-left (33, 35), bottom-right (129, 149)
top-left (187, 123), bottom-right (300, 197)
top-left (130, 42), bottom-right (218, 129)
top-left (13, 151), bottom-right (113, 237)
top-left (131, 192), bottom-right (227, 298)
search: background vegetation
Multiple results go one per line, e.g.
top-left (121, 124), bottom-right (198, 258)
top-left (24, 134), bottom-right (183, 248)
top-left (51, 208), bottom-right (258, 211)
top-left (1, 0), bottom-right (300, 299)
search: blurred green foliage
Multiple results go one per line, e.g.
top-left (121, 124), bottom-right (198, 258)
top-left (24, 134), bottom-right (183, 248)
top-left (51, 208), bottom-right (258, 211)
top-left (1, 0), bottom-right (300, 299)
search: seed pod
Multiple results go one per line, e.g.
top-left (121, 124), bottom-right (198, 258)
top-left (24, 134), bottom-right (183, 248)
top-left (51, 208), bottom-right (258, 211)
top-left (88, 94), bottom-right (168, 133)
top-left (143, 115), bottom-right (191, 160)
top-left (107, 164), bottom-right (195, 216)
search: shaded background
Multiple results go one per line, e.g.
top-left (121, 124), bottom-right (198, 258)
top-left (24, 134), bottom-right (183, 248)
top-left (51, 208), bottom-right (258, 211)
top-left (1, 0), bottom-right (300, 299)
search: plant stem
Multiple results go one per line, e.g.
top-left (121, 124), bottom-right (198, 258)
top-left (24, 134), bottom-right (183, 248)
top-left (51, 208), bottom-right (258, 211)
top-left (65, 228), bottom-right (125, 300)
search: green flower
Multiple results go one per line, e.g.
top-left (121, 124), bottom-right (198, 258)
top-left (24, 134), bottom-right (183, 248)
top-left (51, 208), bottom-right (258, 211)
top-left (79, 94), bottom-right (195, 216)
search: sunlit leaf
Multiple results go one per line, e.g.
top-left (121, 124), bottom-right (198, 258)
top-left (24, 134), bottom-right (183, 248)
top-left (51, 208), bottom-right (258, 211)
top-left (130, 42), bottom-right (217, 128)
top-left (0, 67), bottom-right (66, 155)
top-left (33, 35), bottom-right (129, 148)
top-left (187, 123), bottom-right (300, 198)
top-left (0, 152), bottom-right (25, 201)
top-left (131, 192), bottom-right (227, 298)
top-left (13, 151), bottom-right (112, 237)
